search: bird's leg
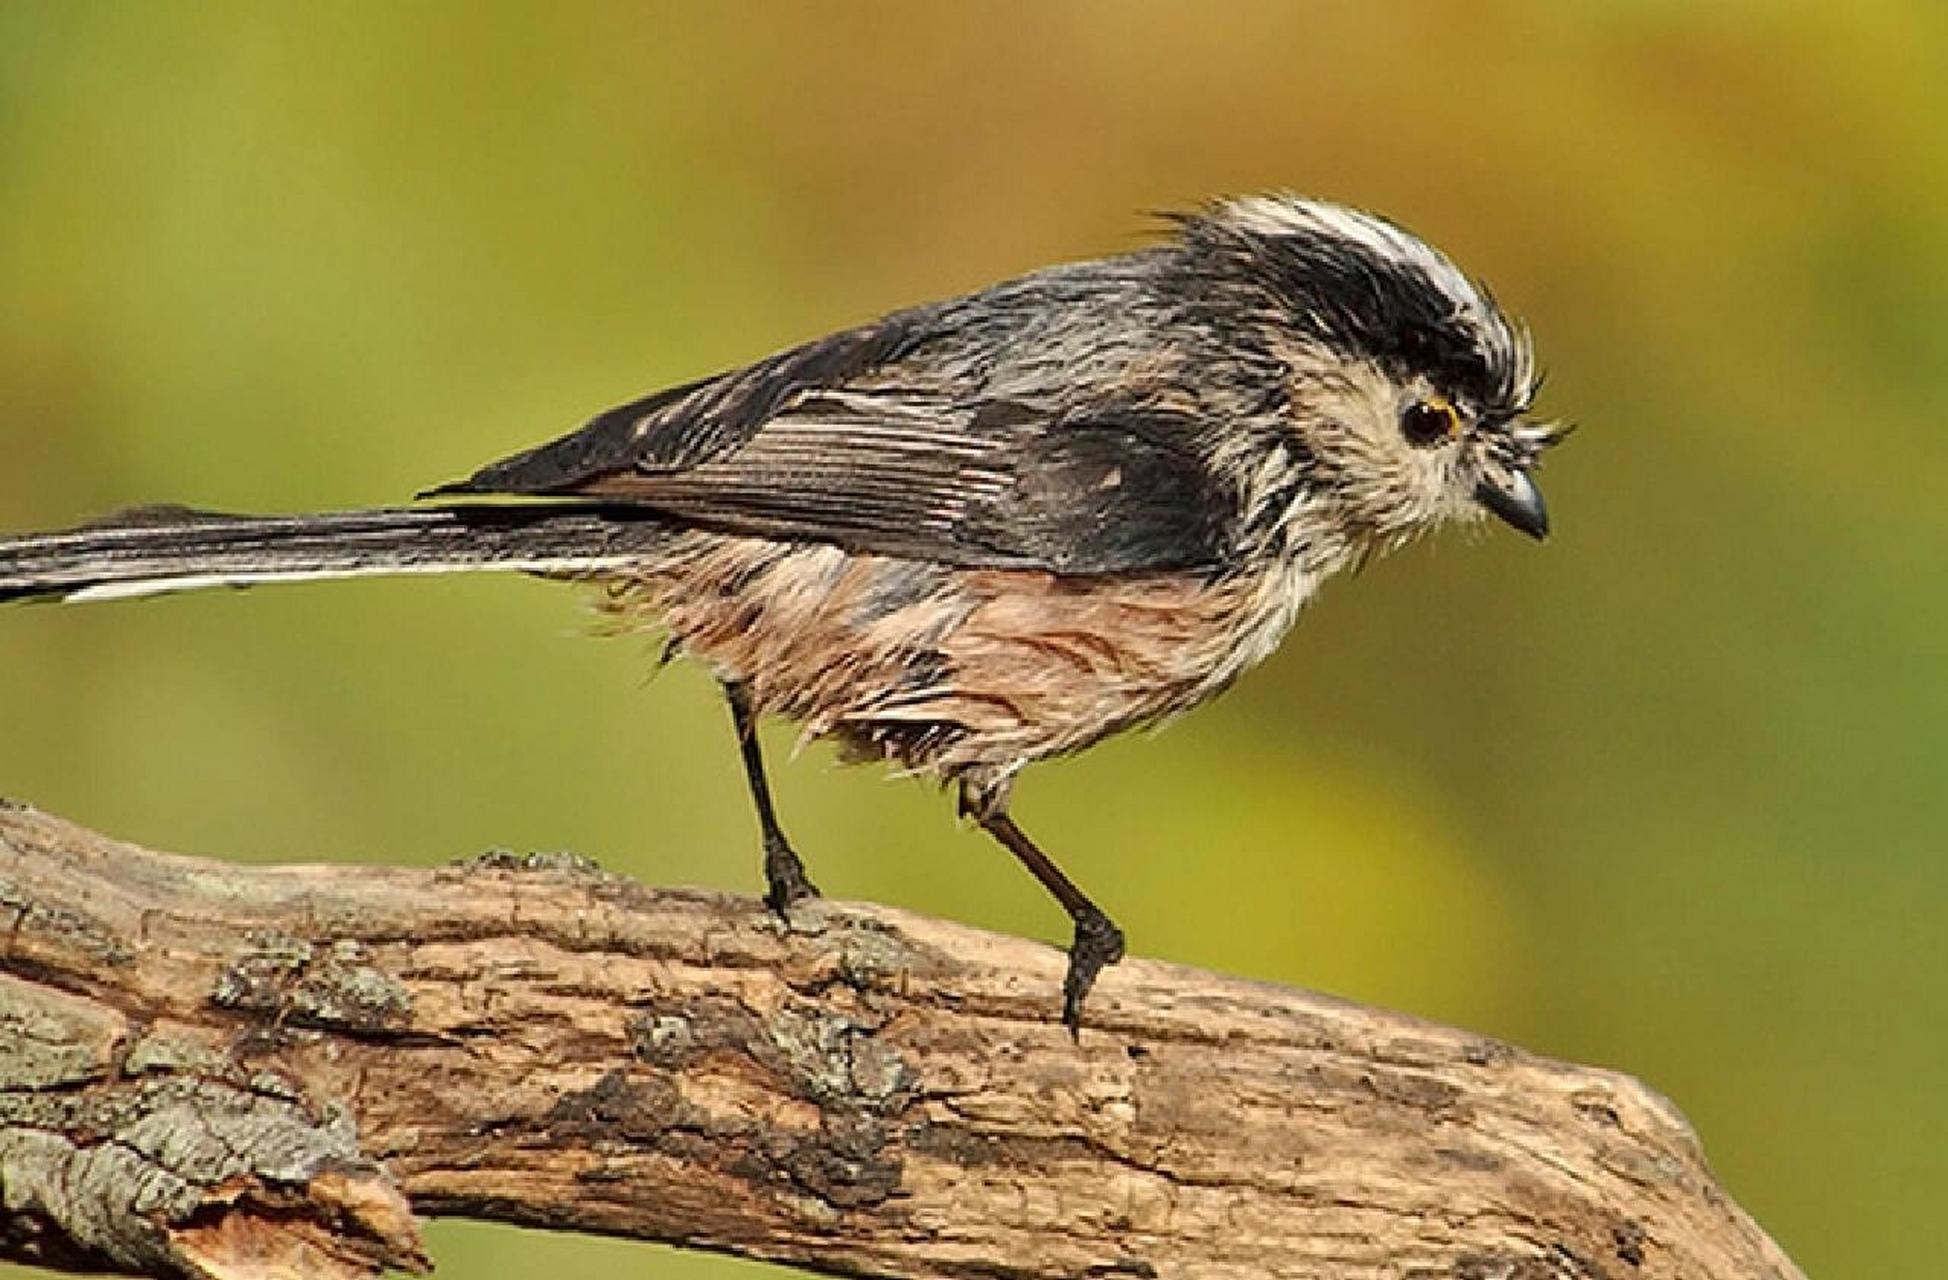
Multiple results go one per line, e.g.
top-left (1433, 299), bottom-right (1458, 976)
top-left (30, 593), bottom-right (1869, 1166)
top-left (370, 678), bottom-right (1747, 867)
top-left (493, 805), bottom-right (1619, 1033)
top-left (722, 678), bottom-right (818, 915)
top-left (960, 779), bottom-right (1125, 1036)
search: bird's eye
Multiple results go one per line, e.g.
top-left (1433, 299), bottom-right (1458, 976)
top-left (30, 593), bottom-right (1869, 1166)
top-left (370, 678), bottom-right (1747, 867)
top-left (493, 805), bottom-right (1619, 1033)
top-left (1400, 397), bottom-right (1461, 448)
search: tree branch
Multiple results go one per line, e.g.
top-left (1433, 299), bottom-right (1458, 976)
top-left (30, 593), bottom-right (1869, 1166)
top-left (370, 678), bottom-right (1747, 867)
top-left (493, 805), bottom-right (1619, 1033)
top-left (0, 800), bottom-right (1800, 1280)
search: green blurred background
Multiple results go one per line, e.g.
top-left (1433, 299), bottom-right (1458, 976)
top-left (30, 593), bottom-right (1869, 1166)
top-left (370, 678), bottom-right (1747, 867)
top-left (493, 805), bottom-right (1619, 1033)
top-left (2, 3), bottom-right (1941, 1275)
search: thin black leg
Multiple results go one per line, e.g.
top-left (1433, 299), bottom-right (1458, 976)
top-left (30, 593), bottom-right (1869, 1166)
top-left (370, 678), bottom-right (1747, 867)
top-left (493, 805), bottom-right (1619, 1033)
top-left (961, 781), bottom-right (1125, 1036)
top-left (723, 679), bottom-right (818, 915)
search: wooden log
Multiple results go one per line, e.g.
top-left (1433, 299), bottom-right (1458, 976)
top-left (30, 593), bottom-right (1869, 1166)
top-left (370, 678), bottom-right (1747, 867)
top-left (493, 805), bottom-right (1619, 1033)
top-left (0, 801), bottom-right (1802, 1280)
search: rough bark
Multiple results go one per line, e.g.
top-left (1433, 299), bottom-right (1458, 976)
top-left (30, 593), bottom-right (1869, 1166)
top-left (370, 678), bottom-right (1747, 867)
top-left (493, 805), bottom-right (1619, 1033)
top-left (0, 800), bottom-right (1802, 1280)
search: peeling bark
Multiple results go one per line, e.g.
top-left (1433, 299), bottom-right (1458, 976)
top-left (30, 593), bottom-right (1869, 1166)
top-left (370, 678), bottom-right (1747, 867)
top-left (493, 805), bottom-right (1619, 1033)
top-left (0, 801), bottom-right (1802, 1280)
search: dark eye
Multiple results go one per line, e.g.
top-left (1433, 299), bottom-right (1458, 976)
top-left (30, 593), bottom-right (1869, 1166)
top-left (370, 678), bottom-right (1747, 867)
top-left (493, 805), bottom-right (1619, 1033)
top-left (1400, 397), bottom-right (1461, 448)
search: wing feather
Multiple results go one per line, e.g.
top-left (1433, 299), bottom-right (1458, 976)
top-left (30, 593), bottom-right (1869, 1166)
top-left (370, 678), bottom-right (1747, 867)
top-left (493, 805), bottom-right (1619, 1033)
top-left (439, 301), bottom-right (1235, 574)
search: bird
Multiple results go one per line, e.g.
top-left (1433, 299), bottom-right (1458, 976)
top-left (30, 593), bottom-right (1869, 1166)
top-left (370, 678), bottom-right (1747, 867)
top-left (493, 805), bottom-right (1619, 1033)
top-left (0, 194), bottom-right (1566, 1033)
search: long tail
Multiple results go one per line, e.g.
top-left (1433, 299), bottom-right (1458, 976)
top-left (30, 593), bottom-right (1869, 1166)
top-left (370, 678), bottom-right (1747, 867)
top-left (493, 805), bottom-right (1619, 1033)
top-left (0, 503), bottom-right (677, 604)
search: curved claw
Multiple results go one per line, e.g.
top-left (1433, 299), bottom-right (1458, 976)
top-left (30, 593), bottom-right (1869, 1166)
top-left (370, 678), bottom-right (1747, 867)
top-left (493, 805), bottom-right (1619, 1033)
top-left (1061, 907), bottom-right (1127, 1037)
top-left (762, 834), bottom-right (820, 918)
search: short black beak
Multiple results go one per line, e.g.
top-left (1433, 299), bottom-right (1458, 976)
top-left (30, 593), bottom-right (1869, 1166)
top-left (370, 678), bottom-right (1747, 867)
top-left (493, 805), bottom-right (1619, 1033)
top-left (1475, 469), bottom-right (1550, 541)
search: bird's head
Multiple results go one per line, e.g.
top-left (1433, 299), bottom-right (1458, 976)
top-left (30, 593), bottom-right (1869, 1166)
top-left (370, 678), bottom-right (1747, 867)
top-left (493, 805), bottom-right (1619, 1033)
top-left (1180, 194), bottom-right (1569, 549)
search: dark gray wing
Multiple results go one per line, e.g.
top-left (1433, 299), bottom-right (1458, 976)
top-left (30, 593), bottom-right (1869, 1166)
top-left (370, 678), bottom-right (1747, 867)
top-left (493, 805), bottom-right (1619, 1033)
top-left (438, 309), bottom-right (1233, 574)
top-left (438, 310), bottom-right (935, 495)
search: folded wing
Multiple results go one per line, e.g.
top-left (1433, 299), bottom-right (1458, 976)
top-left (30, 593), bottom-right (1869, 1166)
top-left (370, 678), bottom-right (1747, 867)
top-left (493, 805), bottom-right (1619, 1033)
top-left (439, 310), bottom-right (1233, 575)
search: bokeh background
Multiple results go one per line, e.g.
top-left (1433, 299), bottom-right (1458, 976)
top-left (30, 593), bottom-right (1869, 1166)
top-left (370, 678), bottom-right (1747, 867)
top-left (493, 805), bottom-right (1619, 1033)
top-left (2, 3), bottom-right (1942, 1275)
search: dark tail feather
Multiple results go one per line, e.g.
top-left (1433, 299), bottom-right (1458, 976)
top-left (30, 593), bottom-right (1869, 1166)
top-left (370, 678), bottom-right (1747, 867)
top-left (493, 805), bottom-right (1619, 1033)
top-left (0, 503), bottom-right (676, 604)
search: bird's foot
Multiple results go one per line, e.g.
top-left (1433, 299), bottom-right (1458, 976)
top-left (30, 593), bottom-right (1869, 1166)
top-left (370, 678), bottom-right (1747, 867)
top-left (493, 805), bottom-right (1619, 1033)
top-left (1061, 906), bottom-right (1126, 1037)
top-left (762, 833), bottom-right (820, 918)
